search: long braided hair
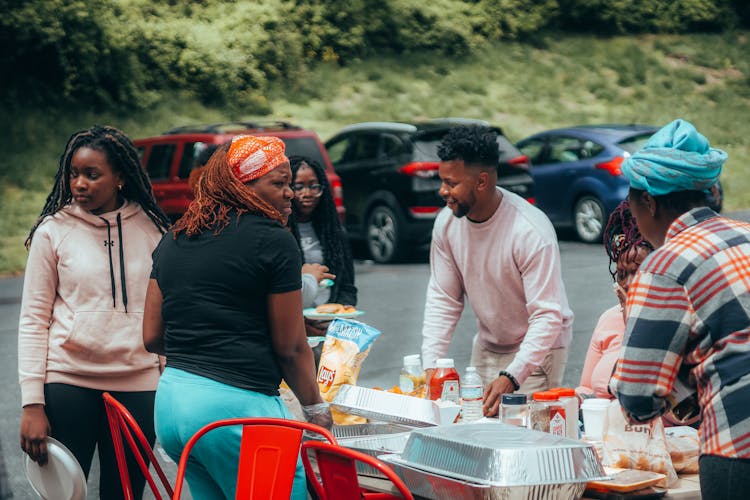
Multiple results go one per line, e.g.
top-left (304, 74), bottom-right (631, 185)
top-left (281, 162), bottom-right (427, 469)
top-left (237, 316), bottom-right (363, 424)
top-left (603, 200), bottom-right (654, 281)
top-left (172, 142), bottom-right (284, 237)
top-left (287, 156), bottom-right (353, 292)
top-left (26, 125), bottom-right (170, 248)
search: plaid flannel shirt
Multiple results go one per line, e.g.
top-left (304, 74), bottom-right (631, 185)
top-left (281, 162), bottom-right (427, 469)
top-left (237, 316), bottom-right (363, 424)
top-left (611, 207), bottom-right (750, 459)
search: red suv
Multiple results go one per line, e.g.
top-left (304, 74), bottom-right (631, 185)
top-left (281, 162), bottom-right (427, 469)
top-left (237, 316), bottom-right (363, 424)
top-left (134, 121), bottom-right (344, 222)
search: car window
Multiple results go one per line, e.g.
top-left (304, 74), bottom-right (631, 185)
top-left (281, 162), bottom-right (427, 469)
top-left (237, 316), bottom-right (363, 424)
top-left (381, 134), bottom-right (404, 159)
top-left (347, 134), bottom-right (379, 162)
top-left (326, 137), bottom-right (349, 165)
top-left (496, 135), bottom-right (520, 162)
top-left (146, 144), bottom-right (175, 180)
top-left (518, 138), bottom-right (546, 164)
top-left (412, 138), bottom-right (440, 161)
top-left (178, 142), bottom-right (200, 179)
top-left (617, 133), bottom-right (653, 154)
top-left (548, 136), bottom-right (583, 163)
top-left (282, 137), bottom-right (328, 169)
top-left (580, 140), bottom-right (604, 159)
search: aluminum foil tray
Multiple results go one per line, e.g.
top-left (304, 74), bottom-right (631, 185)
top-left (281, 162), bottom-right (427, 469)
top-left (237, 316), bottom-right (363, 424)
top-left (338, 432), bottom-right (411, 478)
top-left (396, 423), bottom-right (606, 486)
top-left (380, 454), bottom-right (589, 500)
top-left (332, 422), bottom-right (414, 438)
top-left (332, 385), bottom-right (457, 427)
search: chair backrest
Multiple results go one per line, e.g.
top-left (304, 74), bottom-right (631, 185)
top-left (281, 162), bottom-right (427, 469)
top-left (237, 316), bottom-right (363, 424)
top-left (301, 441), bottom-right (414, 500)
top-left (173, 417), bottom-right (336, 500)
top-left (102, 392), bottom-right (174, 500)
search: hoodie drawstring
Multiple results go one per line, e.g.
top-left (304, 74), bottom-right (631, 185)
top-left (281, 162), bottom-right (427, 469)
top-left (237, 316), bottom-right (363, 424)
top-left (100, 214), bottom-right (128, 313)
top-left (117, 212), bottom-right (128, 313)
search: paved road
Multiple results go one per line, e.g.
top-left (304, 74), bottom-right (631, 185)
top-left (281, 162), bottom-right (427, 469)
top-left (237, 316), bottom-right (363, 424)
top-left (0, 234), bottom-right (616, 499)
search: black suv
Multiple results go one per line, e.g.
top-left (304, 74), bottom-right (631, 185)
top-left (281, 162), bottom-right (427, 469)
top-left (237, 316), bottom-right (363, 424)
top-left (325, 119), bottom-right (535, 263)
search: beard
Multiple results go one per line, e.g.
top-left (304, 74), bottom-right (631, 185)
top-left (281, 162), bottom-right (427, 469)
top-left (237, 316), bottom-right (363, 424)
top-left (452, 201), bottom-right (471, 218)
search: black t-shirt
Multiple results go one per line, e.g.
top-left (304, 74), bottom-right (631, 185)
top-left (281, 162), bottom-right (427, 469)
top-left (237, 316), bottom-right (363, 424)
top-left (151, 213), bottom-right (302, 395)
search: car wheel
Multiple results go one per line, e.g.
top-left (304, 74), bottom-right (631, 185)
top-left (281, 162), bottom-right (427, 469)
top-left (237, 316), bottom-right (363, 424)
top-left (573, 195), bottom-right (606, 244)
top-left (366, 205), bottom-right (404, 263)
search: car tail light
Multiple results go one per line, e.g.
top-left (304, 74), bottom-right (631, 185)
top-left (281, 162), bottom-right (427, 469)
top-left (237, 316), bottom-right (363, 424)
top-left (508, 155), bottom-right (530, 169)
top-left (399, 161), bottom-right (440, 178)
top-left (330, 177), bottom-right (346, 222)
top-left (595, 156), bottom-right (624, 176)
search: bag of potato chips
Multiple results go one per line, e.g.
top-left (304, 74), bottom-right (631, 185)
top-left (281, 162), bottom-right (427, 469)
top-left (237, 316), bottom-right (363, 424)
top-left (317, 318), bottom-right (381, 424)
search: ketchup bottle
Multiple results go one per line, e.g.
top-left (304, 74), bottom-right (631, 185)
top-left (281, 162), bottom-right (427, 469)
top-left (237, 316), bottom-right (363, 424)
top-left (429, 358), bottom-right (461, 403)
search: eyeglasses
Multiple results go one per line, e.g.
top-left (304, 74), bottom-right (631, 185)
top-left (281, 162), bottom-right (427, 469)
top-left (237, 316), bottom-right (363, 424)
top-left (292, 183), bottom-right (324, 197)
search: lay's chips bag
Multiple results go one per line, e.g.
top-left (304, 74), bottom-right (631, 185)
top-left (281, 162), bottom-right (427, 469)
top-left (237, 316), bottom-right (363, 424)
top-left (317, 318), bottom-right (381, 424)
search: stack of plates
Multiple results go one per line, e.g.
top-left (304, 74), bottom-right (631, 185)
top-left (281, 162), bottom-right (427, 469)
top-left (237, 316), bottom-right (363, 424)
top-left (24, 437), bottom-right (87, 500)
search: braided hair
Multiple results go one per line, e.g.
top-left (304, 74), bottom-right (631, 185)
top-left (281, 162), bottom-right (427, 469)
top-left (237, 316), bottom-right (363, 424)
top-left (26, 125), bottom-right (170, 248)
top-left (603, 200), bottom-right (654, 281)
top-left (173, 142), bottom-right (284, 237)
top-left (288, 156), bottom-right (354, 302)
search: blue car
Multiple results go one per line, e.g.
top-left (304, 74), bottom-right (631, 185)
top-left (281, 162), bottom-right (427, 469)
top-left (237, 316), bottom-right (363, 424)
top-left (516, 124), bottom-right (722, 243)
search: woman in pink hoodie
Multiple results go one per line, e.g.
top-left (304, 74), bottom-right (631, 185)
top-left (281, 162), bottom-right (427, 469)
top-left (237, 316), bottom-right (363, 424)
top-left (18, 125), bottom-right (171, 499)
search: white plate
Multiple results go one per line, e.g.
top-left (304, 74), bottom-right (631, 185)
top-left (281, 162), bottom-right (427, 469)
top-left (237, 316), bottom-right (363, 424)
top-left (25, 437), bottom-right (87, 500)
top-left (303, 308), bottom-right (365, 320)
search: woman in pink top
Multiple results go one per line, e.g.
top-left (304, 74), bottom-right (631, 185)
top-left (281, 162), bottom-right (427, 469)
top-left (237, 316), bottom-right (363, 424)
top-left (576, 200), bottom-right (652, 400)
top-left (18, 126), bottom-right (170, 499)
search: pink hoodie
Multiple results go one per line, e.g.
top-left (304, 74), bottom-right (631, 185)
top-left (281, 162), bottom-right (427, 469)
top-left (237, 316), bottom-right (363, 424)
top-left (18, 201), bottom-right (163, 407)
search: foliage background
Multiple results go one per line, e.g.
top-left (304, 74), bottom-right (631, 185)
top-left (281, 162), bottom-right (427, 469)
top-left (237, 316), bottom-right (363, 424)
top-left (1, 0), bottom-right (749, 273)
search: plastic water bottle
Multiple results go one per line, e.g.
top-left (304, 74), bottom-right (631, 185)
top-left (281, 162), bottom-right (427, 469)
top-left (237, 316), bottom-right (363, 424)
top-left (461, 366), bottom-right (484, 422)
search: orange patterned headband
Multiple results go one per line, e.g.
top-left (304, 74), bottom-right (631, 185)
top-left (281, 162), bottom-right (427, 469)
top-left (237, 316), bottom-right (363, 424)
top-left (227, 135), bottom-right (288, 183)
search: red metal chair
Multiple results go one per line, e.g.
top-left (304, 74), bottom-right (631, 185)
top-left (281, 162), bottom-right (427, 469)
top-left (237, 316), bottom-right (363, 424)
top-left (301, 440), bottom-right (414, 500)
top-left (102, 392), bottom-right (174, 500)
top-left (173, 417), bottom-right (336, 500)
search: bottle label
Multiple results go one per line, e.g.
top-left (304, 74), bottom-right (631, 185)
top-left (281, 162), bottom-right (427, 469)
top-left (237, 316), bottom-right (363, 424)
top-left (461, 386), bottom-right (482, 400)
top-left (441, 380), bottom-right (460, 403)
top-left (550, 410), bottom-right (566, 436)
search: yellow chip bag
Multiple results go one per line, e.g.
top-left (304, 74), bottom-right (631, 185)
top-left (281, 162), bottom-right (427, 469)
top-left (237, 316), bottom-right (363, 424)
top-left (317, 318), bottom-right (381, 425)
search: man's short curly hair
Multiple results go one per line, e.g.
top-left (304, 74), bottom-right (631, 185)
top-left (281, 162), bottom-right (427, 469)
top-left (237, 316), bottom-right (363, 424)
top-left (437, 125), bottom-right (499, 168)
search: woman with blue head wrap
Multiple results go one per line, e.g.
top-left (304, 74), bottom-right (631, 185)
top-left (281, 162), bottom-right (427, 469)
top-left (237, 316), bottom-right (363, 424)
top-left (610, 119), bottom-right (750, 499)
top-left (621, 119), bottom-right (725, 246)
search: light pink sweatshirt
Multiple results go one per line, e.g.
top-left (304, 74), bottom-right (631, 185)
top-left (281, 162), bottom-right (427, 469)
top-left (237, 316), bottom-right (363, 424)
top-left (18, 201), bottom-right (163, 407)
top-left (576, 305), bottom-right (623, 400)
top-left (421, 189), bottom-right (573, 385)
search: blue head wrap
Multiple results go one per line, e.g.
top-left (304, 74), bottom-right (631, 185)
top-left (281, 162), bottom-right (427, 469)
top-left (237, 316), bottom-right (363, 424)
top-left (621, 119), bottom-right (726, 196)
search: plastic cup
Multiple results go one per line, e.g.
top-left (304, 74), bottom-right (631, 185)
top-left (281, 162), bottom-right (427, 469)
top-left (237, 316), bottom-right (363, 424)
top-left (581, 398), bottom-right (610, 440)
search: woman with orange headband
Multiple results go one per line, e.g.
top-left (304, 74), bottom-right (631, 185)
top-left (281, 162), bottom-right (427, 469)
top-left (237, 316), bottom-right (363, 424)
top-left (143, 136), bottom-right (331, 499)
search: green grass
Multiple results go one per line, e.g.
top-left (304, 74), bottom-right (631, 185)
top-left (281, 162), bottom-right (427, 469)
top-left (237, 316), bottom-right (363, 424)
top-left (2, 32), bottom-right (750, 274)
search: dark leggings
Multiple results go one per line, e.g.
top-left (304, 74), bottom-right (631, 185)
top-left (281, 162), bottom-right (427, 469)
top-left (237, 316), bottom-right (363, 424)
top-left (699, 454), bottom-right (750, 500)
top-left (44, 384), bottom-right (156, 500)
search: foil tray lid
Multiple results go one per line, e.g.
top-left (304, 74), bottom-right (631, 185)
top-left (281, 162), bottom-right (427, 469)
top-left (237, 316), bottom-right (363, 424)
top-left (332, 385), bottom-right (455, 427)
top-left (397, 423), bottom-right (607, 486)
top-left (338, 432), bottom-right (411, 456)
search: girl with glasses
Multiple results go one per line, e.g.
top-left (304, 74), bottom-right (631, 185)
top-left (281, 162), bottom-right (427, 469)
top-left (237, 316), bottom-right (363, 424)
top-left (288, 156), bottom-right (357, 337)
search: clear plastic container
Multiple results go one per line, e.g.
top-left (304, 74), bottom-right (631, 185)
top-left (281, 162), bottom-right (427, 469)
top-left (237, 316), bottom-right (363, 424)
top-left (429, 358), bottom-right (460, 403)
top-left (500, 393), bottom-right (528, 427)
top-left (399, 354), bottom-right (426, 397)
top-left (551, 388), bottom-right (579, 439)
top-left (460, 367), bottom-right (483, 422)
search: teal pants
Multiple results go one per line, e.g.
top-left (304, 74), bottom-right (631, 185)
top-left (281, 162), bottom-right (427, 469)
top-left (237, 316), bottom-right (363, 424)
top-left (154, 367), bottom-right (306, 499)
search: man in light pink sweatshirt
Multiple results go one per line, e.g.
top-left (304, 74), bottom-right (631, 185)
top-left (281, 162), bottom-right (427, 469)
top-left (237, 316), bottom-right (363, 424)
top-left (421, 125), bottom-right (573, 417)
